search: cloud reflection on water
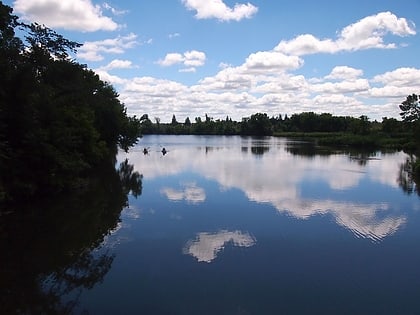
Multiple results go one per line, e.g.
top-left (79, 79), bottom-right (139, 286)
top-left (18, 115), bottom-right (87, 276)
top-left (183, 230), bottom-right (256, 263)
top-left (161, 182), bottom-right (206, 204)
top-left (276, 199), bottom-right (406, 242)
top-left (122, 136), bottom-right (411, 242)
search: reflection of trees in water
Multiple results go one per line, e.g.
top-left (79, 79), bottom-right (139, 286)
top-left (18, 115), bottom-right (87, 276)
top-left (398, 154), bottom-right (419, 196)
top-left (285, 141), bottom-right (340, 158)
top-left (0, 160), bottom-right (142, 314)
top-left (251, 146), bottom-right (269, 156)
top-left (285, 142), bottom-right (320, 158)
top-left (285, 141), bottom-right (381, 165)
top-left (348, 151), bottom-right (379, 166)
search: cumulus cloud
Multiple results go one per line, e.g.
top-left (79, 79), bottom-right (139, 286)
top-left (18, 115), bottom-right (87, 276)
top-left (311, 79), bottom-right (370, 94)
top-left (77, 33), bottom-right (138, 61)
top-left (157, 50), bottom-right (206, 72)
top-left (362, 68), bottom-right (420, 100)
top-left (243, 51), bottom-right (304, 74)
top-left (124, 76), bottom-right (188, 97)
top-left (94, 59), bottom-right (134, 84)
top-left (325, 66), bottom-right (364, 80)
top-left (182, 0), bottom-right (258, 21)
top-left (98, 59), bottom-right (133, 71)
top-left (194, 51), bottom-right (303, 93)
top-left (275, 11), bottom-right (416, 55)
top-left (372, 67), bottom-right (420, 87)
top-left (94, 69), bottom-right (127, 85)
top-left (13, 0), bottom-right (119, 32)
top-left (108, 12), bottom-right (418, 122)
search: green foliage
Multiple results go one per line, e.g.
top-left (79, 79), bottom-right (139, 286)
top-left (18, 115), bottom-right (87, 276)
top-left (0, 2), bottom-right (141, 200)
top-left (399, 94), bottom-right (420, 122)
top-left (398, 94), bottom-right (420, 148)
top-left (241, 113), bottom-right (272, 136)
top-left (382, 117), bottom-right (404, 133)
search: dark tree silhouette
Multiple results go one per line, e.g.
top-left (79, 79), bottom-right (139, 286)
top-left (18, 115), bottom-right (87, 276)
top-left (399, 94), bottom-right (420, 122)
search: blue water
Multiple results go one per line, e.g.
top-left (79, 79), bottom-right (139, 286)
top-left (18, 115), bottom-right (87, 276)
top-left (74, 135), bottom-right (420, 314)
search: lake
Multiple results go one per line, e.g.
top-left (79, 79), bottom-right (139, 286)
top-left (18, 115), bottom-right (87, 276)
top-left (2, 135), bottom-right (420, 314)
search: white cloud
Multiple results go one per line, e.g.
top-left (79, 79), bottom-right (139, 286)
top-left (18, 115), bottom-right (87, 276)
top-left (77, 33), bottom-right (138, 61)
top-left (97, 12), bottom-right (418, 122)
top-left (13, 0), bottom-right (119, 32)
top-left (157, 50), bottom-right (206, 72)
top-left (158, 53), bottom-right (184, 66)
top-left (194, 52), bottom-right (303, 93)
top-left (99, 59), bottom-right (133, 71)
top-left (242, 51), bottom-right (304, 74)
top-left (183, 50), bottom-right (206, 66)
top-left (340, 11), bottom-right (416, 46)
top-left (168, 32), bottom-right (181, 39)
top-left (368, 86), bottom-right (417, 99)
top-left (182, 0), bottom-right (258, 21)
top-left (275, 34), bottom-right (338, 56)
top-left (198, 66), bottom-right (254, 91)
top-left (102, 2), bottom-right (128, 16)
top-left (372, 67), bottom-right (420, 87)
top-left (325, 66), bottom-right (364, 80)
top-left (124, 76), bottom-right (188, 97)
top-left (362, 68), bottom-right (420, 100)
top-left (94, 69), bottom-right (127, 85)
top-left (311, 79), bottom-right (370, 94)
top-left (120, 65), bottom-right (420, 121)
top-left (179, 67), bottom-right (197, 73)
top-left (252, 75), bottom-right (308, 94)
top-left (275, 11), bottom-right (416, 55)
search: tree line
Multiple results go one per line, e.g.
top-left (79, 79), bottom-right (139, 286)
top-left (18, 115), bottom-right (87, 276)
top-left (139, 109), bottom-right (418, 140)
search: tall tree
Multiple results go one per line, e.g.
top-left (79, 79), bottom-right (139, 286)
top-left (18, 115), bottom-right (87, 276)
top-left (399, 94), bottom-right (420, 122)
top-left (171, 114), bottom-right (178, 125)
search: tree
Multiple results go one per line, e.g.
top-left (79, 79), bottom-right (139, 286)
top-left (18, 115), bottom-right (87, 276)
top-left (171, 114), bottom-right (178, 125)
top-left (139, 114), bottom-right (153, 134)
top-left (241, 113), bottom-right (272, 136)
top-left (399, 94), bottom-right (420, 122)
top-left (0, 2), bottom-right (141, 200)
top-left (382, 117), bottom-right (403, 134)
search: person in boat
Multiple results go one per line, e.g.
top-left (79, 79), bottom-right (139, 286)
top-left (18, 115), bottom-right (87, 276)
top-left (143, 147), bottom-right (149, 155)
top-left (161, 147), bottom-right (167, 155)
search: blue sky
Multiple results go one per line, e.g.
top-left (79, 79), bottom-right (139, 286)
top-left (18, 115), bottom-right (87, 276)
top-left (5, 0), bottom-right (420, 122)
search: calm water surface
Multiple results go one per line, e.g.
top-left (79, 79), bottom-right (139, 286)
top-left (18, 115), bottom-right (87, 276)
top-left (64, 136), bottom-right (419, 313)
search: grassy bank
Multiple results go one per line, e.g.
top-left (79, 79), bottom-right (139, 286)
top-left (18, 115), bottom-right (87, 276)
top-left (273, 131), bottom-right (416, 151)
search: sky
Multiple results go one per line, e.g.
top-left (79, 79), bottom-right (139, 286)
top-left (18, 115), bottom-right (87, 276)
top-left (5, 0), bottom-right (420, 122)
